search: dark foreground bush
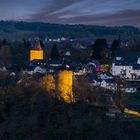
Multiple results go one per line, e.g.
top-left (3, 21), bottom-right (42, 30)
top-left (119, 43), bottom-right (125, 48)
top-left (0, 80), bottom-right (139, 140)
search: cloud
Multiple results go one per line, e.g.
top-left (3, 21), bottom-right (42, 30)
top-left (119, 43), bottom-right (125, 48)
top-left (29, 10), bottom-right (140, 28)
top-left (74, 9), bottom-right (140, 27)
top-left (0, 0), bottom-right (45, 20)
top-left (0, 0), bottom-right (140, 27)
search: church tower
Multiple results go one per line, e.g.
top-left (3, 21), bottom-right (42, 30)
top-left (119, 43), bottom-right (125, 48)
top-left (30, 40), bottom-right (43, 61)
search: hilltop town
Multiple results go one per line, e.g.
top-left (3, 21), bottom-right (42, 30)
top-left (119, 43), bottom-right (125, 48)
top-left (0, 26), bottom-right (140, 139)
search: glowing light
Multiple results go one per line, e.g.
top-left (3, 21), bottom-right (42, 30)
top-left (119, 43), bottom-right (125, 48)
top-left (41, 74), bottom-right (55, 93)
top-left (58, 71), bottom-right (73, 103)
top-left (124, 108), bottom-right (140, 117)
top-left (30, 50), bottom-right (43, 61)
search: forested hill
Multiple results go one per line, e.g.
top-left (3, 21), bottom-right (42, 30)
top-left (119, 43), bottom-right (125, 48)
top-left (0, 21), bottom-right (140, 40)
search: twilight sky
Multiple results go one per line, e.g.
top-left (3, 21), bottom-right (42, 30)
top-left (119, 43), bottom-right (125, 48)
top-left (0, 0), bottom-right (140, 27)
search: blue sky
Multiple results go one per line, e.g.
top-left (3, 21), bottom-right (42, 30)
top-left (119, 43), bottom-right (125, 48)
top-left (0, 0), bottom-right (140, 27)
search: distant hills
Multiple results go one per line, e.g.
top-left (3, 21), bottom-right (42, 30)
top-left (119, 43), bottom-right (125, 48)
top-left (0, 21), bottom-right (140, 41)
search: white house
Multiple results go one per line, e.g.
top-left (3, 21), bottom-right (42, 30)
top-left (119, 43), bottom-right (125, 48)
top-left (131, 65), bottom-right (140, 79)
top-left (101, 79), bottom-right (117, 90)
top-left (112, 62), bottom-right (133, 78)
top-left (112, 61), bottom-right (140, 79)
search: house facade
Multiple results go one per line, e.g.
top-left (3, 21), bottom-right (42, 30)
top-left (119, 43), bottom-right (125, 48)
top-left (112, 58), bottom-right (140, 79)
top-left (112, 62), bottom-right (133, 78)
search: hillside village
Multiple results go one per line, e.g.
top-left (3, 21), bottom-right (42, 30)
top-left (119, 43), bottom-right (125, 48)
top-left (0, 0), bottom-right (140, 137)
top-left (0, 33), bottom-right (140, 139)
top-left (1, 37), bottom-right (140, 93)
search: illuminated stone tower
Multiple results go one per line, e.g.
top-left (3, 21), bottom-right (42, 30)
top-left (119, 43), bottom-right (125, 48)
top-left (30, 40), bottom-right (43, 61)
top-left (58, 71), bottom-right (73, 103)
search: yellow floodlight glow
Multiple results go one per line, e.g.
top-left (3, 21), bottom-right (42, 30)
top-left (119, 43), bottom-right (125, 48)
top-left (30, 50), bottom-right (43, 61)
top-left (58, 71), bottom-right (73, 103)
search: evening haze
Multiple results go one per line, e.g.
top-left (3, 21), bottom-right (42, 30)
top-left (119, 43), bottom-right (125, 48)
top-left (0, 0), bottom-right (140, 27)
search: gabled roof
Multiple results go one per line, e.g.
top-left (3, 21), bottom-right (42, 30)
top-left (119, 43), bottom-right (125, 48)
top-left (115, 50), bottom-right (140, 59)
top-left (65, 51), bottom-right (71, 56)
top-left (114, 60), bottom-right (134, 66)
top-left (32, 40), bottom-right (42, 50)
top-left (133, 64), bottom-right (140, 70)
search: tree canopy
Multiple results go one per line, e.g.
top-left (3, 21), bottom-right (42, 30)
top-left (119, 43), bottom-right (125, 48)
top-left (91, 39), bottom-right (108, 59)
top-left (50, 44), bottom-right (60, 60)
top-left (111, 39), bottom-right (120, 57)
